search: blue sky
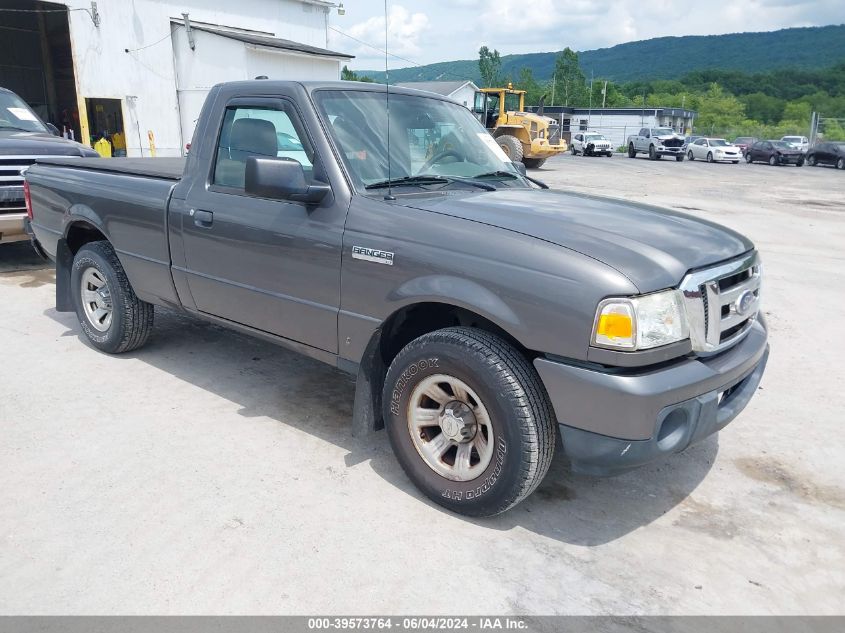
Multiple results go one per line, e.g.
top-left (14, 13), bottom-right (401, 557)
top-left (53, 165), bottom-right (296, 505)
top-left (326, 0), bottom-right (845, 71)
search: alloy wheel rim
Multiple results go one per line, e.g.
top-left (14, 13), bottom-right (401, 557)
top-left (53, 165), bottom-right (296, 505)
top-left (80, 267), bottom-right (113, 332)
top-left (407, 374), bottom-right (495, 482)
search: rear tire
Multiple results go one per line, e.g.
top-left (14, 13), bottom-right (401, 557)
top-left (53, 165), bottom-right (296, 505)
top-left (745, 153), bottom-right (753, 164)
top-left (383, 327), bottom-right (556, 517)
top-left (522, 157), bottom-right (547, 169)
top-left (496, 135), bottom-right (524, 163)
top-left (71, 241), bottom-right (154, 354)
top-left (628, 143), bottom-right (636, 158)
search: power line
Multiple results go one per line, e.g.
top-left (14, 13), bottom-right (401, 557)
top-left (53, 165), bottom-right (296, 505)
top-left (124, 25), bottom-right (182, 53)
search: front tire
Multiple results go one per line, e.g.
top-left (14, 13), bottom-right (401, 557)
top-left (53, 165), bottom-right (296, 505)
top-left (522, 157), bottom-right (547, 169)
top-left (383, 327), bottom-right (556, 517)
top-left (706, 152), bottom-right (714, 163)
top-left (769, 155), bottom-right (777, 166)
top-left (687, 150), bottom-right (694, 161)
top-left (746, 152), bottom-right (753, 164)
top-left (676, 154), bottom-right (684, 162)
top-left (648, 145), bottom-right (657, 160)
top-left (496, 135), bottom-right (524, 164)
top-left (628, 143), bottom-right (636, 158)
top-left (807, 154), bottom-right (817, 166)
top-left (71, 241), bottom-right (154, 354)
top-left (838, 158), bottom-right (845, 170)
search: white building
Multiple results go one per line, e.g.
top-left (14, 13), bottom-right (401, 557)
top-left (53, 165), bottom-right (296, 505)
top-left (395, 81), bottom-right (480, 109)
top-left (0, 0), bottom-right (351, 156)
top-left (532, 106), bottom-right (697, 149)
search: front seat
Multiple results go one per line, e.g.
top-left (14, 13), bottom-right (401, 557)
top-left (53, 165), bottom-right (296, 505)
top-left (215, 118), bottom-right (278, 188)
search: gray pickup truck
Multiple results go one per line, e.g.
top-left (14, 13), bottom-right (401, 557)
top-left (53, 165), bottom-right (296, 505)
top-left (25, 80), bottom-right (769, 516)
top-left (627, 127), bottom-right (686, 161)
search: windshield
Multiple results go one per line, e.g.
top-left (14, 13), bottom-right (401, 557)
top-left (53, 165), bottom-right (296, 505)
top-left (585, 134), bottom-right (607, 141)
top-left (652, 128), bottom-right (675, 136)
top-left (772, 141), bottom-right (791, 149)
top-left (315, 90), bottom-right (521, 189)
top-left (782, 137), bottom-right (802, 143)
top-left (710, 139), bottom-right (730, 146)
top-left (504, 92), bottom-right (522, 112)
top-left (735, 137), bottom-right (754, 143)
top-left (0, 91), bottom-right (48, 133)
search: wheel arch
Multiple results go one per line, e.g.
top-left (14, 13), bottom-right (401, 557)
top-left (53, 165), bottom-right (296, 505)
top-left (350, 296), bottom-right (537, 440)
top-left (55, 218), bottom-right (111, 312)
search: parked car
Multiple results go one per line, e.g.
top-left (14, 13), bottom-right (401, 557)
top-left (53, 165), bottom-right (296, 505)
top-left (687, 138), bottom-right (742, 163)
top-left (571, 132), bottom-right (613, 157)
top-left (781, 135), bottom-right (809, 153)
top-left (806, 141), bottom-right (845, 169)
top-left (745, 140), bottom-right (805, 166)
top-left (683, 135), bottom-right (704, 150)
top-left (733, 136), bottom-right (758, 156)
top-left (1, 86), bottom-right (98, 244)
top-left (627, 127), bottom-right (685, 160)
top-left (25, 80), bottom-right (769, 517)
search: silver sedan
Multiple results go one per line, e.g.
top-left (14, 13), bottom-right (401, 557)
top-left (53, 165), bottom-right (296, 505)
top-left (687, 138), bottom-right (742, 163)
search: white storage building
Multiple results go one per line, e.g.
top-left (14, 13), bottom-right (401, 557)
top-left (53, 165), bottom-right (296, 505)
top-left (0, 0), bottom-right (352, 156)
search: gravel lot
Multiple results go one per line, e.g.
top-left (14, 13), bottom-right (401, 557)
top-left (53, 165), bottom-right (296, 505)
top-left (1, 155), bottom-right (843, 615)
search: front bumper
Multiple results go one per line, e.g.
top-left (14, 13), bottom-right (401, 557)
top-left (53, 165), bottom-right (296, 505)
top-left (655, 146), bottom-right (685, 156)
top-left (534, 317), bottom-right (769, 476)
top-left (712, 152), bottom-right (742, 162)
top-left (0, 211), bottom-right (28, 244)
top-left (777, 154), bottom-right (804, 164)
top-left (528, 138), bottom-right (568, 158)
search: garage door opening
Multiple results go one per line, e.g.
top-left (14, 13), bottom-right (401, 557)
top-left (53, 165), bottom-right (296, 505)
top-left (0, 0), bottom-right (80, 141)
top-left (85, 98), bottom-right (126, 156)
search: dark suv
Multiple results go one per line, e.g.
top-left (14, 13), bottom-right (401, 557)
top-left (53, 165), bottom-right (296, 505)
top-left (806, 142), bottom-right (845, 170)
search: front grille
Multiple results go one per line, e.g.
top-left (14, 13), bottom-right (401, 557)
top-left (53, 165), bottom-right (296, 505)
top-left (680, 252), bottom-right (761, 354)
top-left (0, 156), bottom-right (36, 214)
top-left (662, 138), bottom-right (684, 148)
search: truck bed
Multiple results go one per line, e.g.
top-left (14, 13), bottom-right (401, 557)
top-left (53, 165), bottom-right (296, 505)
top-left (34, 157), bottom-right (185, 181)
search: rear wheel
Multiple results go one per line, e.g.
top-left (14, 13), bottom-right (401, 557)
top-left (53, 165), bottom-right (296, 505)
top-left (496, 135), bottom-right (524, 163)
top-left (745, 153), bottom-right (753, 164)
top-left (522, 157), bottom-right (547, 169)
top-left (383, 327), bottom-right (556, 517)
top-left (628, 143), bottom-right (636, 158)
top-left (71, 241), bottom-right (154, 354)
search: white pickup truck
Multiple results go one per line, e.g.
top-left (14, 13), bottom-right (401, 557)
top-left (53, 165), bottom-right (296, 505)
top-left (627, 127), bottom-right (686, 161)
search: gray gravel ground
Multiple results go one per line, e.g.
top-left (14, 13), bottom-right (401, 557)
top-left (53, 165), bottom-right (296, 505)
top-left (1, 154), bottom-right (843, 615)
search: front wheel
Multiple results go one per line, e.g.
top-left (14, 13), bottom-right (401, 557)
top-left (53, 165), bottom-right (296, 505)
top-left (745, 153), bottom-right (753, 163)
top-left (570, 146), bottom-right (577, 155)
top-left (71, 241), bottom-right (154, 354)
top-left (797, 158), bottom-right (805, 167)
top-left (676, 154), bottom-right (684, 162)
top-left (628, 143), bottom-right (636, 158)
top-left (769, 155), bottom-right (777, 166)
top-left (807, 154), bottom-right (817, 166)
top-left (648, 145), bottom-right (657, 160)
top-left (687, 150), bottom-right (695, 161)
top-left (383, 327), bottom-right (556, 517)
top-left (605, 151), bottom-right (612, 157)
top-left (706, 152), bottom-right (714, 163)
top-left (522, 157), bottom-right (547, 169)
top-left (837, 158), bottom-right (845, 170)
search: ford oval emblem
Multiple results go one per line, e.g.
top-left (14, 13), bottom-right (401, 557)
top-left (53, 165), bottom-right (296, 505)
top-left (735, 290), bottom-right (755, 316)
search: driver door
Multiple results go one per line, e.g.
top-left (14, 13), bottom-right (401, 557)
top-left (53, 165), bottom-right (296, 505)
top-left (180, 97), bottom-right (346, 353)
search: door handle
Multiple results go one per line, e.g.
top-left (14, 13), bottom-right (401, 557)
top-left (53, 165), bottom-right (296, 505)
top-left (192, 209), bottom-right (214, 228)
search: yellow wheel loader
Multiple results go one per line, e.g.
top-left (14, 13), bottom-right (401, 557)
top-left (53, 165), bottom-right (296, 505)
top-left (472, 84), bottom-right (567, 168)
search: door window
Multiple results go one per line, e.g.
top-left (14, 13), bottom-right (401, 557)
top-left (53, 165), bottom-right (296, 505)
top-left (213, 104), bottom-right (314, 190)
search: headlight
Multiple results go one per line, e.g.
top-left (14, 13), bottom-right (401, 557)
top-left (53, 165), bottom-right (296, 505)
top-left (592, 290), bottom-right (689, 351)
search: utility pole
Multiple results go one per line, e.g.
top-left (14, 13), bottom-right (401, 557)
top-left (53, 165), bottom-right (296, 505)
top-left (588, 70), bottom-right (593, 128)
top-left (550, 75), bottom-right (556, 107)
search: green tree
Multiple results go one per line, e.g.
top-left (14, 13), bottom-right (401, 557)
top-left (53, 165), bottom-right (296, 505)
top-left (516, 67), bottom-right (546, 106)
top-left (740, 92), bottom-right (784, 124)
top-left (341, 65), bottom-right (375, 83)
top-left (691, 83), bottom-right (746, 135)
top-left (478, 46), bottom-right (502, 88)
top-left (552, 47), bottom-right (587, 106)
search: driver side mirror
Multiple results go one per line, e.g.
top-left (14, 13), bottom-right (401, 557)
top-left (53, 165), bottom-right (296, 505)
top-left (245, 156), bottom-right (330, 204)
top-left (511, 161), bottom-right (527, 176)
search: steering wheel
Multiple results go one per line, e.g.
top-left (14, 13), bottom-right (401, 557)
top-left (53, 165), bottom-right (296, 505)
top-left (419, 149), bottom-right (463, 173)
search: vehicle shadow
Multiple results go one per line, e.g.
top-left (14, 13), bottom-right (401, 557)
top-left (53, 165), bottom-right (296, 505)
top-left (44, 305), bottom-right (717, 546)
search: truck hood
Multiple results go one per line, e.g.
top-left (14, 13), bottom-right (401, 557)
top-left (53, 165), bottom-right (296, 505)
top-left (0, 130), bottom-right (94, 156)
top-left (402, 189), bottom-right (753, 292)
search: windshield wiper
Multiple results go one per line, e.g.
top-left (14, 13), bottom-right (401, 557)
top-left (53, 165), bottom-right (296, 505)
top-left (475, 170), bottom-right (549, 189)
top-left (0, 125), bottom-right (34, 132)
top-left (365, 174), bottom-right (495, 192)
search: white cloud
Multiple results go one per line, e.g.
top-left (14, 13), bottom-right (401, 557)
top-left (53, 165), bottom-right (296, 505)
top-left (329, 4), bottom-right (429, 68)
